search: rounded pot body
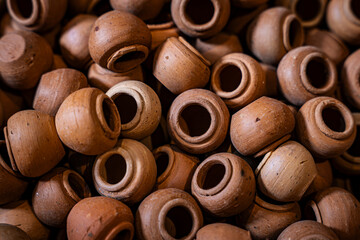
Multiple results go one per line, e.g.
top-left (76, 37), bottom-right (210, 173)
top-left (196, 223), bottom-right (251, 240)
top-left (342, 49), bottom-right (360, 109)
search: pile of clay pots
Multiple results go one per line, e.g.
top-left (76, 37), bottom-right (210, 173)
top-left (0, 0), bottom-right (359, 239)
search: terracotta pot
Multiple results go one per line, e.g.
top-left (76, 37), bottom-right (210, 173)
top-left (88, 10), bottom-right (151, 73)
top-left (51, 54), bottom-right (68, 70)
top-left (0, 89), bottom-right (24, 127)
top-left (148, 21), bottom-right (180, 51)
top-left (231, 0), bottom-right (268, 8)
top-left (342, 49), bottom-right (360, 110)
top-left (0, 31), bottom-right (53, 90)
top-left (211, 53), bottom-right (266, 109)
top-left (305, 159), bottom-right (333, 196)
top-left (32, 168), bottom-right (91, 228)
top-left (93, 139), bottom-right (156, 205)
top-left (247, 7), bottom-right (304, 66)
top-left (153, 37), bottom-right (211, 95)
top-left (135, 188), bottom-right (203, 240)
top-left (110, 0), bottom-right (165, 20)
top-left (0, 224), bottom-right (30, 240)
top-left (33, 68), bottom-right (88, 116)
top-left (55, 88), bottom-right (121, 155)
top-left (277, 46), bottom-right (337, 106)
top-left (167, 89), bottom-right (229, 154)
top-left (67, 196), bottom-right (134, 240)
top-left (261, 63), bottom-right (279, 97)
top-left (67, 0), bottom-right (100, 16)
top-left (296, 96), bottom-right (356, 158)
top-left (196, 223), bottom-right (251, 240)
top-left (305, 187), bottom-right (360, 240)
top-left (230, 96), bottom-right (295, 157)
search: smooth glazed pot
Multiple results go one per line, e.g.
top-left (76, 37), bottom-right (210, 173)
top-left (0, 224), bottom-right (30, 240)
top-left (135, 188), bottom-right (203, 240)
top-left (305, 159), bottom-right (333, 196)
top-left (110, 0), bottom-right (165, 20)
top-left (196, 223), bottom-right (251, 240)
top-left (231, 0), bottom-right (268, 8)
top-left (55, 88), bottom-right (121, 155)
top-left (342, 49), bottom-right (360, 109)
top-left (167, 89), bottom-right (230, 154)
top-left (148, 21), bottom-right (180, 51)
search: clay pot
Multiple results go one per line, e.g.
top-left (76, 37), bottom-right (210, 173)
top-left (51, 54), bottom-right (68, 70)
top-left (153, 144), bottom-right (199, 192)
top-left (278, 220), bottom-right (339, 240)
top-left (231, 0), bottom-right (268, 8)
top-left (0, 31), bottom-right (53, 90)
top-left (153, 37), bottom-right (211, 95)
top-left (67, 196), bottom-right (134, 240)
top-left (55, 88), bottom-right (121, 155)
top-left (296, 96), bottom-right (356, 158)
top-left (277, 46), bottom-right (338, 106)
top-left (0, 89), bottom-right (24, 127)
top-left (106, 80), bottom-right (161, 140)
top-left (237, 195), bottom-right (301, 240)
top-left (110, 0), bottom-right (165, 20)
top-left (342, 49), bottom-right (360, 110)
top-left (305, 187), bottom-right (360, 240)
top-left (326, 0), bottom-right (360, 45)
top-left (0, 224), bottom-right (30, 240)
top-left (305, 159), bottom-right (333, 196)
top-left (32, 168), bottom-right (91, 228)
top-left (88, 10), bottom-right (151, 73)
top-left (256, 141), bottom-right (317, 202)
top-left (60, 14), bottom-right (97, 70)
top-left (92, 139), bottom-right (157, 205)
top-left (261, 63), bottom-right (279, 97)
top-left (230, 96), bottom-right (295, 157)
top-left (211, 53), bottom-right (266, 109)
top-left (148, 21), bottom-right (180, 51)
top-left (247, 7), bottom-right (304, 66)
top-left (135, 188), bottom-right (203, 240)
top-left (33, 68), bottom-right (88, 116)
top-left (192, 152), bottom-right (255, 217)
top-left (6, 0), bottom-right (67, 32)
top-left (0, 200), bottom-right (50, 240)
top-left (4, 110), bottom-right (65, 177)
top-left (171, 0), bottom-right (230, 38)
top-left (196, 223), bottom-right (251, 240)
top-left (167, 89), bottom-right (230, 154)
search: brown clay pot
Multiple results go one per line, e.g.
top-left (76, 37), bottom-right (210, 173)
top-left (167, 89), bottom-right (230, 154)
top-left (277, 46), bottom-right (338, 106)
top-left (110, 0), bottom-right (165, 20)
top-left (296, 96), bottom-right (356, 158)
top-left (231, 0), bottom-right (268, 8)
top-left (261, 63), bottom-right (279, 97)
top-left (153, 37), bottom-right (211, 95)
top-left (33, 68), bottom-right (88, 116)
top-left (230, 96), bottom-right (295, 157)
top-left (106, 80), bottom-right (161, 140)
top-left (192, 152), bottom-right (255, 217)
top-left (0, 224), bottom-right (30, 240)
top-left (196, 223), bottom-right (251, 240)
top-left (67, 196), bottom-right (134, 240)
top-left (171, 0), bottom-right (230, 38)
top-left (148, 21), bottom-right (180, 51)
top-left (88, 10), bottom-right (151, 73)
top-left (55, 88), bottom-right (121, 155)
top-left (135, 188), bottom-right (203, 240)
top-left (342, 49), bottom-right (360, 110)
top-left (51, 54), bottom-right (68, 70)
top-left (211, 53), bottom-right (266, 109)
top-left (92, 139), bottom-right (157, 205)
top-left (247, 7), bottom-right (304, 66)
top-left (32, 168), bottom-right (91, 228)
top-left (305, 159), bottom-right (333, 196)
top-left (0, 31), bottom-right (53, 90)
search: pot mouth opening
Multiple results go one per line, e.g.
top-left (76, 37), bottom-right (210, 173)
top-left (113, 93), bottom-right (137, 125)
top-left (322, 106), bottom-right (346, 133)
top-left (8, 0), bottom-right (36, 21)
top-left (113, 51), bottom-right (145, 70)
top-left (295, 0), bottom-right (321, 22)
top-left (103, 154), bottom-right (127, 184)
top-left (65, 172), bottom-right (89, 201)
top-left (284, 16), bottom-right (304, 51)
top-left (100, 97), bottom-right (120, 133)
top-left (197, 162), bottom-right (225, 190)
top-left (165, 206), bottom-right (193, 238)
top-left (305, 56), bottom-right (331, 89)
top-left (184, 0), bottom-right (215, 26)
top-left (218, 64), bottom-right (242, 93)
top-left (179, 104), bottom-right (212, 138)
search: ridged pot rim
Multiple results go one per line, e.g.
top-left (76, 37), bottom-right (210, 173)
top-left (153, 145), bottom-right (176, 185)
top-left (62, 169), bottom-right (91, 203)
top-left (290, 0), bottom-right (327, 27)
top-left (7, 0), bottom-right (40, 26)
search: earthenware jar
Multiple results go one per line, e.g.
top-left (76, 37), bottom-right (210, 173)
top-left (0, 31), bottom-right (53, 90)
top-left (135, 188), bottom-right (203, 240)
top-left (110, 0), bottom-right (165, 20)
top-left (88, 10), bottom-right (151, 73)
top-left (153, 37), bottom-right (211, 95)
top-left (247, 7), bottom-right (304, 65)
top-left (196, 223), bottom-right (251, 240)
top-left (0, 224), bottom-right (30, 240)
top-left (277, 46), bottom-right (337, 106)
top-left (67, 196), bottom-right (134, 240)
top-left (148, 21), bottom-right (180, 51)
top-left (296, 96), bottom-right (356, 158)
top-left (342, 49), bottom-right (360, 109)
top-left (167, 89), bottom-right (230, 154)
top-left (230, 96), bottom-right (295, 157)
top-left (211, 53), bottom-right (266, 109)
top-left (55, 88), bottom-right (121, 155)
top-left (171, 0), bottom-right (231, 38)
top-left (305, 159), bottom-right (333, 196)
top-left (231, 0), bottom-right (268, 8)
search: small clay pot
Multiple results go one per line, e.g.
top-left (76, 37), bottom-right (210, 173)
top-left (135, 188), bottom-right (203, 240)
top-left (0, 31), bottom-right (53, 90)
top-left (342, 49), bottom-right (360, 110)
top-left (277, 46), bottom-right (338, 106)
top-left (211, 53), bottom-right (266, 109)
top-left (55, 88), bottom-right (121, 155)
top-left (167, 89), bottom-right (230, 154)
top-left (231, 0), bottom-right (268, 8)
top-left (230, 96), bottom-right (295, 157)
top-left (153, 37), bottom-right (211, 95)
top-left (110, 0), bottom-right (166, 20)
top-left (60, 14), bottom-right (97, 70)
top-left (33, 68), bottom-right (88, 116)
top-left (4, 110), bottom-right (65, 178)
top-left (88, 10), bottom-right (151, 73)
top-left (93, 139), bottom-right (157, 205)
top-left (261, 63), bottom-right (279, 97)
top-left (148, 21), bottom-right (180, 51)
top-left (192, 152), bottom-right (255, 217)
top-left (51, 54), bottom-right (68, 70)
top-left (106, 80), bottom-right (161, 140)
top-left (247, 7), bottom-right (304, 65)
top-left (305, 159), bottom-right (333, 196)
top-left (296, 96), bottom-right (356, 158)
top-left (32, 168), bottom-right (91, 228)
top-left (171, 0), bottom-right (230, 38)
top-left (0, 224), bottom-right (30, 240)
top-left (67, 196), bottom-right (134, 240)
top-left (196, 223), bottom-right (251, 240)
